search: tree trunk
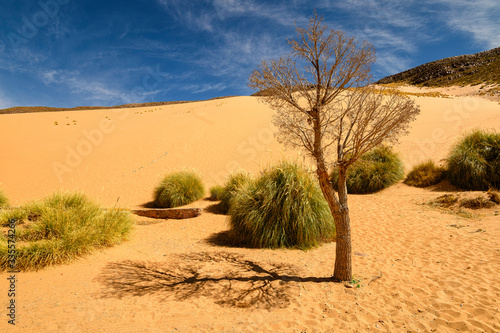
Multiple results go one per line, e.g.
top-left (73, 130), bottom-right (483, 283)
top-left (333, 166), bottom-right (352, 281)
top-left (332, 209), bottom-right (352, 281)
top-left (315, 161), bottom-right (353, 282)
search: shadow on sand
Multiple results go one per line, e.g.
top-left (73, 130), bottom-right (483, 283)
top-left (96, 252), bottom-right (334, 309)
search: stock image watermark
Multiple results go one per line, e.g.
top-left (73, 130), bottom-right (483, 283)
top-left (406, 97), bottom-right (480, 165)
top-left (6, 218), bottom-right (18, 325)
top-left (50, 64), bottom-right (213, 184)
top-left (1, 0), bottom-right (71, 53)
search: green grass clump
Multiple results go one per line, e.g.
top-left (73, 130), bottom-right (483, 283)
top-left (331, 146), bottom-right (404, 194)
top-left (0, 192), bottom-right (134, 271)
top-left (154, 171), bottom-right (205, 208)
top-left (209, 185), bottom-right (225, 201)
top-left (219, 171), bottom-right (254, 214)
top-left (447, 129), bottom-right (500, 191)
top-left (0, 189), bottom-right (8, 207)
top-left (404, 160), bottom-right (447, 187)
top-left (229, 161), bottom-right (335, 249)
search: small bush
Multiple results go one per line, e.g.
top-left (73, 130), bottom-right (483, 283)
top-left (154, 171), bottom-right (205, 208)
top-left (219, 171), bottom-right (254, 214)
top-left (431, 194), bottom-right (459, 208)
top-left (459, 197), bottom-right (495, 209)
top-left (331, 145), bottom-right (404, 194)
top-left (209, 185), bottom-right (225, 201)
top-left (0, 192), bottom-right (133, 271)
top-left (447, 129), bottom-right (500, 190)
top-left (487, 189), bottom-right (500, 204)
top-left (404, 160), bottom-right (446, 187)
top-left (229, 161), bottom-right (335, 249)
top-left (0, 189), bottom-right (8, 207)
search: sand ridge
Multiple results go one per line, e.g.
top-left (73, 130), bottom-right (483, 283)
top-left (1, 87), bottom-right (499, 332)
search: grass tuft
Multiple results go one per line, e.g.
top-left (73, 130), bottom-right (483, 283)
top-left (208, 185), bottom-right (225, 201)
top-left (404, 160), bottom-right (447, 187)
top-left (229, 161), bottom-right (335, 249)
top-left (331, 145), bottom-right (404, 194)
top-left (447, 129), bottom-right (500, 190)
top-left (0, 192), bottom-right (134, 271)
top-left (219, 171), bottom-right (254, 214)
top-left (154, 171), bottom-right (205, 208)
top-left (0, 189), bottom-right (8, 207)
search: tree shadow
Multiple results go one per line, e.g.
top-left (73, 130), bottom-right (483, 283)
top-left (96, 251), bottom-right (334, 309)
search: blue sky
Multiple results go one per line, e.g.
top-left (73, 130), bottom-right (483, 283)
top-left (0, 0), bottom-right (499, 109)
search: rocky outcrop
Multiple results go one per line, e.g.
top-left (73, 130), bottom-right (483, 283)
top-left (131, 208), bottom-right (203, 219)
top-left (376, 47), bottom-right (500, 87)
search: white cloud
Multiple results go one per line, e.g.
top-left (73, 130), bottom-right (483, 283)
top-left (373, 53), bottom-right (412, 77)
top-left (432, 0), bottom-right (500, 48)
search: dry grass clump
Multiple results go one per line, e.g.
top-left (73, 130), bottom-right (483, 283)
top-left (404, 160), bottom-right (447, 187)
top-left (487, 189), bottom-right (500, 204)
top-left (459, 197), bottom-right (495, 209)
top-left (0, 192), bottom-right (134, 271)
top-left (229, 161), bottom-right (335, 249)
top-left (154, 171), bottom-right (205, 208)
top-left (0, 189), bottom-right (8, 207)
top-left (331, 145), bottom-right (404, 194)
top-left (447, 129), bottom-right (500, 190)
top-left (431, 194), bottom-right (459, 208)
top-left (429, 192), bottom-right (498, 210)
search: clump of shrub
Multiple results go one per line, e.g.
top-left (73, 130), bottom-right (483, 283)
top-left (154, 171), bottom-right (205, 208)
top-left (459, 197), bottom-right (495, 209)
top-left (404, 160), bottom-right (447, 187)
top-left (0, 192), bottom-right (134, 271)
top-left (429, 192), bottom-right (498, 210)
top-left (487, 189), bottom-right (500, 204)
top-left (218, 171), bottom-right (254, 214)
top-left (208, 185), bottom-right (225, 201)
top-left (431, 194), bottom-right (459, 208)
top-left (0, 189), bottom-right (8, 207)
top-left (330, 145), bottom-right (404, 194)
top-left (229, 161), bottom-right (335, 249)
top-left (447, 129), bottom-right (500, 191)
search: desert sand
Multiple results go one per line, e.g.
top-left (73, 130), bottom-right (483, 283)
top-left (0, 87), bottom-right (499, 332)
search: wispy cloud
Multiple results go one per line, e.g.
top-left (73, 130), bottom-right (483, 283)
top-left (38, 69), bottom-right (140, 106)
top-left (431, 0), bottom-right (500, 48)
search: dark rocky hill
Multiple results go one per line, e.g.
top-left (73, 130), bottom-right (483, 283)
top-left (376, 47), bottom-right (500, 87)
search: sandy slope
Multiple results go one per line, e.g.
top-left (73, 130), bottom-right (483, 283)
top-left (1, 89), bottom-right (499, 332)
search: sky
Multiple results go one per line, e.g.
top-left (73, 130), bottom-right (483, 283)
top-left (0, 0), bottom-right (499, 109)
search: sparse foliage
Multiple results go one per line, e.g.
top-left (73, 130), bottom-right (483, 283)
top-left (249, 13), bottom-right (420, 281)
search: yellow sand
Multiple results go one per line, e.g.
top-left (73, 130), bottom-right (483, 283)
top-left (0, 87), bottom-right (499, 332)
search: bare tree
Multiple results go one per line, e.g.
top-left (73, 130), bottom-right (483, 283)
top-left (249, 14), bottom-right (420, 281)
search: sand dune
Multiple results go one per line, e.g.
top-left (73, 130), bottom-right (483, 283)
top-left (1, 88), bottom-right (499, 332)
